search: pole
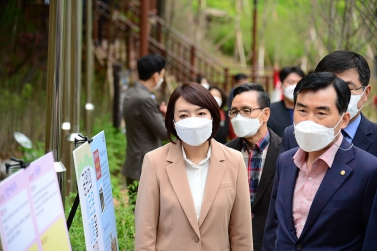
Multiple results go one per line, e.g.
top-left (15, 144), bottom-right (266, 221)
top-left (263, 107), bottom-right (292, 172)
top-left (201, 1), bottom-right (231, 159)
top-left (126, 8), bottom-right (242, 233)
top-left (67, 0), bottom-right (83, 193)
top-left (140, 0), bottom-right (149, 57)
top-left (85, 0), bottom-right (94, 138)
top-left (62, 0), bottom-right (72, 196)
top-left (45, 0), bottom-right (66, 207)
top-left (251, 0), bottom-right (258, 82)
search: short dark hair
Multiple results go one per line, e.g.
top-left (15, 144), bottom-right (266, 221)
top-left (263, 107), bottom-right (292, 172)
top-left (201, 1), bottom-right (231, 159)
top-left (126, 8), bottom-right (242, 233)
top-left (137, 54), bottom-right (166, 81)
top-left (234, 73), bottom-right (248, 82)
top-left (165, 82), bottom-right (221, 143)
top-left (293, 72), bottom-right (351, 114)
top-left (196, 75), bottom-right (207, 84)
top-left (208, 86), bottom-right (228, 109)
top-left (233, 83), bottom-right (270, 108)
top-left (279, 66), bottom-right (305, 83)
top-left (314, 50), bottom-right (371, 87)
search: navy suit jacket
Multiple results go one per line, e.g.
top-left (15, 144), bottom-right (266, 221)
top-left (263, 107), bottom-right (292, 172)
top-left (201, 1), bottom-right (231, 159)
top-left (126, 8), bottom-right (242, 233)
top-left (280, 113), bottom-right (377, 157)
top-left (363, 191), bottom-right (377, 251)
top-left (263, 138), bottom-right (377, 251)
top-left (267, 100), bottom-right (292, 138)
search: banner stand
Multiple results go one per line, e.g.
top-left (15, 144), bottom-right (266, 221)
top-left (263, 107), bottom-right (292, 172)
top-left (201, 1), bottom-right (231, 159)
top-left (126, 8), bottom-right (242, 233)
top-left (66, 134), bottom-right (92, 230)
top-left (66, 193), bottom-right (80, 230)
top-left (5, 157), bottom-right (30, 174)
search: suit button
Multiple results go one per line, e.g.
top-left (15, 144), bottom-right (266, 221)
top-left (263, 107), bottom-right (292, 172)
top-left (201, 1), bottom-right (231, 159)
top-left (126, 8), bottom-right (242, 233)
top-left (296, 244), bottom-right (302, 250)
top-left (193, 236), bottom-right (199, 243)
top-left (251, 213), bottom-right (254, 218)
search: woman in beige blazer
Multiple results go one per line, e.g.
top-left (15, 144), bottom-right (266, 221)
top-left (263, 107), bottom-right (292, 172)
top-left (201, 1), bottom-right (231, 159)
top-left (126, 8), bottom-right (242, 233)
top-left (135, 82), bottom-right (253, 251)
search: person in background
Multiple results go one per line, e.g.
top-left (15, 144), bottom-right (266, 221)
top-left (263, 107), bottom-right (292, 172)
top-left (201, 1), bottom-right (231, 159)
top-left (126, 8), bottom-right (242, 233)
top-left (196, 75), bottom-right (210, 89)
top-left (209, 86), bottom-right (232, 144)
top-left (263, 72), bottom-right (377, 250)
top-left (228, 73), bottom-right (248, 108)
top-left (267, 66), bottom-right (305, 137)
top-left (134, 82), bottom-right (253, 251)
top-left (280, 50), bottom-right (377, 156)
top-left (122, 54), bottom-right (167, 196)
top-left (226, 83), bottom-right (281, 251)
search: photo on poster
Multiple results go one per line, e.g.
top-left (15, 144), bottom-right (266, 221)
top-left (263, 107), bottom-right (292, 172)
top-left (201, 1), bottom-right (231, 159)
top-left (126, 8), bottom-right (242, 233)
top-left (98, 185), bottom-right (106, 213)
top-left (110, 228), bottom-right (118, 251)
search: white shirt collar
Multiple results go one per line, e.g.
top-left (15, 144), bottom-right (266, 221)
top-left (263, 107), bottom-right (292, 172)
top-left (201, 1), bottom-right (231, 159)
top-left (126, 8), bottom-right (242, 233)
top-left (182, 145), bottom-right (211, 168)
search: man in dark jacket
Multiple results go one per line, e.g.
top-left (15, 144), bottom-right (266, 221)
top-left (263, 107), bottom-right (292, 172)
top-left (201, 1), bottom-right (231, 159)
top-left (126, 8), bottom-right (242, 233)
top-left (226, 83), bottom-right (281, 251)
top-left (268, 67), bottom-right (305, 137)
top-left (122, 54), bottom-right (168, 194)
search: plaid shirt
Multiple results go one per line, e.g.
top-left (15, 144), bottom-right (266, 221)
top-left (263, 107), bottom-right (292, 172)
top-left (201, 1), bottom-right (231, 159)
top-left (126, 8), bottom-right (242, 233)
top-left (241, 130), bottom-right (270, 206)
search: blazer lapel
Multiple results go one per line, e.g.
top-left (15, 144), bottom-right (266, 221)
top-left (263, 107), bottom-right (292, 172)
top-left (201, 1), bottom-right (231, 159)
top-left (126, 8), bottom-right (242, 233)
top-left (199, 139), bottom-right (226, 227)
top-left (253, 130), bottom-right (280, 207)
top-left (282, 159), bottom-right (300, 241)
top-left (300, 139), bottom-right (354, 238)
top-left (165, 141), bottom-right (200, 237)
top-left (353, 114), bottom-right (372, 152)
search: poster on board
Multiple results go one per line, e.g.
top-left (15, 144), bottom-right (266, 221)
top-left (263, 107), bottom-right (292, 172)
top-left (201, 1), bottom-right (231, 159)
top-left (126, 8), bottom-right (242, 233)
top-left (73, 131), bottom-right (118, 251)
top-left (0, 152), bottom-right (71, 251)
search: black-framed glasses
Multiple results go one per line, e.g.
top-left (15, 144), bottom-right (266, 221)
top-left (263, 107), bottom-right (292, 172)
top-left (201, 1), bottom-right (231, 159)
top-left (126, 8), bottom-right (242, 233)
top-left (349, 86), bottom-right (365, 93)
top-left (228, 107), bottom-right (265, 118)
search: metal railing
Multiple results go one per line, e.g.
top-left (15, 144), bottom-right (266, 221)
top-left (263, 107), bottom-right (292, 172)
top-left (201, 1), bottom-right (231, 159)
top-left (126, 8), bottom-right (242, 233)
top-left (93, 0), bottom-right (273, 92)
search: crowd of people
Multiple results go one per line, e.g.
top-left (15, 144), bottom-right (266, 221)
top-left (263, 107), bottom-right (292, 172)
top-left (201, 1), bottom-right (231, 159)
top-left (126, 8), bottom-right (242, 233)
top-left (122, 50), bottom-right (377, 251)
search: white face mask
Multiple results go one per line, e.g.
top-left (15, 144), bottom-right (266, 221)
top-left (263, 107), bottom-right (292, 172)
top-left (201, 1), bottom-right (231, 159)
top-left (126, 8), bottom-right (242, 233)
top-left (201, 83), bottom-right (210, 90)
top-left (213, 97), bottom-right (222, 107)
top-left (294, 115), bottom-right (343, 152)
top-left (283, 84), bottom-right (296, 102)
top-left (154, 77), bottom-right (164, 90)
top-left (174, 117), bottom-right (213, 146)
top-left (347, 88), bottom-right (365, 120)
top-left (231, 109), bottom-right (264, 138)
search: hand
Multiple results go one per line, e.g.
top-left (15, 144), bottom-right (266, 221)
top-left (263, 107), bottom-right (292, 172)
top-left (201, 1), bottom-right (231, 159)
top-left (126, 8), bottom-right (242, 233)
top-left (159, 101), bottom-right (167, 116)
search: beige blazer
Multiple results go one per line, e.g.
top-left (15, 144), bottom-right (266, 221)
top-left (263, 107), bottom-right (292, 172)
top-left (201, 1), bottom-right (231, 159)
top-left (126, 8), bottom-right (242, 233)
top-left (135, 139), bottom-right (253, 251)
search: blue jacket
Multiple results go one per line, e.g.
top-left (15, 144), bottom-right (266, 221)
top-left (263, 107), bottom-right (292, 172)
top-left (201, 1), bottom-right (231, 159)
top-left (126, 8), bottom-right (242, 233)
top-left (363, 191), bottom-right (377, 251)
top-left (263, 138), bottom-right (377, 251)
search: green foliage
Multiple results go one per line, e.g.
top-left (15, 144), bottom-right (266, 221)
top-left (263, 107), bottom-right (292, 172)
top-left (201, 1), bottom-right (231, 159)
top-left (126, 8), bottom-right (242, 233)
top-left (0, 68), bottom-right (47, 151)
top-left (113, 184), bottom-right (137, 250)
top-left (22, 141), bottom-right (45, 163)
top-left (65, 193), bottom-right (86, 251)
top-left (126, 181), bottom-right (139, 207)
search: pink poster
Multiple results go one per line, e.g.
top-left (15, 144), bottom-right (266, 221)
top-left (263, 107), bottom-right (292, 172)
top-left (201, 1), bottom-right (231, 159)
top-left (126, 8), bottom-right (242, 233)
top-left (0, 152), bottom-right (71, 251)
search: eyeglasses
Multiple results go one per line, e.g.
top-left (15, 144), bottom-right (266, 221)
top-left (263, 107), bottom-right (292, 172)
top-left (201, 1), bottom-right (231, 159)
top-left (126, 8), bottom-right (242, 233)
top-left (349, 86), bottom-right (365, 94)
top-left (228, 107), bottom-right (265, 118)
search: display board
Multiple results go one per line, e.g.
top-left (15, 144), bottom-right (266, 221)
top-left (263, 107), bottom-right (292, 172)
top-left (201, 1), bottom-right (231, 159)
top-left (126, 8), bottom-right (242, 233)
top-left (73, 131), bottom-right (118, 251)
top-left (0, 152), bottom-right (71, 251)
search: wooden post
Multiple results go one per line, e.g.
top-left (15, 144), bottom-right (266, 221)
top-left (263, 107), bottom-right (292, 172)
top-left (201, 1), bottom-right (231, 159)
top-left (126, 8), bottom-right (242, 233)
top-left (251, 0), bottom-right (258, 82)
top-left (157, 22), bottom-right (162, 43)
top-left (190, 45), bottom-right (196, 81)
top-left (224, 68), bottom-right (229, 92)
top-left (126, 30), bottom-right (132, 69)
top-left (265, 76), bottom-right (269, 93)
top-left (140, 0), bottom-right (149, 56)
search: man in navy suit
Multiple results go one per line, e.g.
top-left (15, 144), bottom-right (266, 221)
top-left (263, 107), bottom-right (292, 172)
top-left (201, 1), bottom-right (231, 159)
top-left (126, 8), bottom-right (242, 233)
top-left (280, 50), bottom-right (377, 156)
top-left (363, 191), bottom-right (377, 251)
top-left (263, 72), bottom-right (377, 250)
